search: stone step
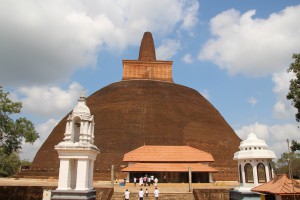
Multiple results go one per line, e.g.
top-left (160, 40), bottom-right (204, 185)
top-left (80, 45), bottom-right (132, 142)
top-left (111, 192), bottom-right (194, 200)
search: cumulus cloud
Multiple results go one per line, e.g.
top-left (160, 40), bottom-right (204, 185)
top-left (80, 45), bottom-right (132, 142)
top-left (182, 53), bottom-right (193, 64)
top-left (16, 82), bottom-right (83, 118)
top-left (0, 0), bottom-right (199, 86)
top-left (199, 5), bottom-right (300, 77)
top-left (20, 119), bottom-right (58, 161)
top-left (235, 122), bottom-right (299, 158)
top-left (156, 39), bottom-right (181, 60)
top-left (180, 0), bottom-right (199, 29)
top-left (272, 71), bottom-right (296, 119)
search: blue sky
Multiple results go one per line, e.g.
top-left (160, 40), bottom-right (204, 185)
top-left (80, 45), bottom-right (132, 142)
top-left (1, 0), bottom-right (299, 161)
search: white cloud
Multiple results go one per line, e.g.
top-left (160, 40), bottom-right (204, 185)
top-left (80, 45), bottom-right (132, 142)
top-left (272, 71), bottom-right (296, 119)
top-left (20, 119), bottom-right (58, 161)
top-left (182, 53), bottom-right (193, 64)
top-left (180, 0), bottom-right (199, 29)
top-left (199, 5), bottom-right (300, 77)
top-left (248, 97), bottom-right (257, 106)
top-left (235, 122), bottom-right (299, 158)
top-left (156, 39), bottom-right (181, 60)
top-left (16, 82), bottom-right (83, 118)
top-left (0, 0), bottom-right (199, 86)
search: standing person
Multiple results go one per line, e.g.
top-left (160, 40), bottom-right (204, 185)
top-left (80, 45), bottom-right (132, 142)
top-left (139, 177), bottom-right (143, 187)
top-left (145, 189), bottom-right (148, 197)
top-left (154, 177), bottom-right (158, 187)
top-left (163, 174), bottom-right (167, 183)
top-left (124, 189), bottom-right (130, 200)
top-left (143, 176), bottom-right (147, 186)
top-left (139, 188), bottom-right (144, 200)
top-left (147, 176), bottom-right (151, 186)
top-left (133, 177), bottom-right (137, 187)
top-left (150, 175), bottom-right (154, 185)
top-left (154, 187), bottom-right (160, 200)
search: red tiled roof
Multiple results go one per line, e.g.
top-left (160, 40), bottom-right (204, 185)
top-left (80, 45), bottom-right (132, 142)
top-left (252, 174), bottom-right (300, 195)
top-left (123, 145), bottom-right (214, 162)
top-left (121, 163), bottom-right (218, 172)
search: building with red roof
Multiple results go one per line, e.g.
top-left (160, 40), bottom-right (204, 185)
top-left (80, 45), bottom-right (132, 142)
top-left (251, 174), bottom-right (300, 199)
top-left (122, 145), bottom-right (217, 183)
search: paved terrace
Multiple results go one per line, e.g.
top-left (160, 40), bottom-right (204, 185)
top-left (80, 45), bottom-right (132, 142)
top-left (0, 178), bottom-right (238, 193)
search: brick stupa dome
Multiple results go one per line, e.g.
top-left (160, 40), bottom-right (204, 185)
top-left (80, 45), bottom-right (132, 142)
top-left (30, 32), bottom-right (241, 181)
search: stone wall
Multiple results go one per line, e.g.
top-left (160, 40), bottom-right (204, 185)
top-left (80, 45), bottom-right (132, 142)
top-left (193, 188), bottom-right (230, 200)
top-left (0, 186), bottom-right (113, 200)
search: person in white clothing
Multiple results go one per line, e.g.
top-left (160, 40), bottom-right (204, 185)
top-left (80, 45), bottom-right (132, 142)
top-left (139, 177), bottom-right (143, 186)
top-left (139, 188), bottom-right (144, 200)
top-left (150, 175), bottom-right (154, 185)
top-left (133, 177), bottom-right (137, 187)
top-left (154, 187), bottom-right (159, 200)
top-left (154, 177), bottom-right (158, 187)
top-left (124, 189), bottom-right (130, 200)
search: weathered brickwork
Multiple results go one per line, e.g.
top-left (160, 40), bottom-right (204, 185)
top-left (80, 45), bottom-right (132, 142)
top-left (194, 189), bottom-right (230, 200)
top-left (0, 186), bottom-right (113, 200)
top-left (122, 60), bottom-right (173, 82)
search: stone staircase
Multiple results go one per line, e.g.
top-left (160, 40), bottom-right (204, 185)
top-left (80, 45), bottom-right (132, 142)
top-left (111, 192), bottom-right (194, 200)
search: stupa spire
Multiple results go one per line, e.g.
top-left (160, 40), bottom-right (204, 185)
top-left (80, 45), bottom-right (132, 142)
top-left (138, 32), bottom-right (156, 61)
top-left (122, 31), bottom-right (173, 82)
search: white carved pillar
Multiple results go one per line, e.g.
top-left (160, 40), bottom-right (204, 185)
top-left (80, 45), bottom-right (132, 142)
top-left (253, 164), bottom-right (258, 185)
top-left (209, 173), bottom-right (213, 183)
top-left (57, 159), bottom-right (72, 190)
top-left (76, 159), bottom-right (89, 190)
top-left (88, 122), bottom-right (92, 143)
top-left (265, 163), bottom-right (270, 182)
top-left (88, 159), bottom-right (94, 189)
top-left (241, 162), bottom-right (245, 186)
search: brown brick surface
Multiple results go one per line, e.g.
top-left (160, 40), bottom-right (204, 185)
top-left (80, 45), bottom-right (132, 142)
top-left (30, 80), bottom-right (240, 181)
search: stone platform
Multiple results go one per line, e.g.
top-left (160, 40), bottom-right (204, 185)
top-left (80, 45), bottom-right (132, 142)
top-left (0, 178), bottom-right (238, 200)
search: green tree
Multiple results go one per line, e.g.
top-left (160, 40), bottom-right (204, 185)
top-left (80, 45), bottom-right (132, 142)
top-left (287, 53), bottom-right (300, 122)
top-left (291, 140), bottom-right (300, 152)
top-left (275, 152), bottom-right (300, 178)
top-left (0, 148), bottom-right (21, 177)
top-left (0, 86), bottom-right (39, 155)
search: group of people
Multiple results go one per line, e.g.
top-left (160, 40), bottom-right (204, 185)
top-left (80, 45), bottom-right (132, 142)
top-left (133, 175), bottom-right (159, 187)
top-left (124, 187), bottom-right (160, 200)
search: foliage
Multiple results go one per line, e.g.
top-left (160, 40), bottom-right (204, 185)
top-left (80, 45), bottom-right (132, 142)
top-left (287, 53), bottom-right (300, 122)
top-left (275, 152), bottom-right (300, 178)
top-left (0, 86), bottom-right (39, 155)
top-left (0, 149), bottom-right (21, 177)
top-left (291, 140), bottom-right (300, 152)
top-left (20, 159), bottom-right (32, 166)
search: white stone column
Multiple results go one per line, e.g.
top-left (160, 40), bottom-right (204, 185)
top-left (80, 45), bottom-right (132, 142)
top-left (127, 173), bottom-right (130, 182)
top-left (88, 159), bottom-right (94, 189)
top-left (75, 159), bottom-right (89, 190)
top-left (209, 173), bottom-right (213, 183)
top-left (241, 162), bottom-right (246, 186)
top-left (87, 122), bottom-right (92, 143)
top-left (70, 159), bottom-right (77, 189)
top-left (57, 159), bottom-right (71, 190)
top-left (253, 164), bottom-right (258, 185)
top-left (265, 163), bottom-right (270, 182)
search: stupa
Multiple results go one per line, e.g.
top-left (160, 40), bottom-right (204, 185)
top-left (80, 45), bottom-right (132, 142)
top-left (30, 32), bottom-right (241, 181)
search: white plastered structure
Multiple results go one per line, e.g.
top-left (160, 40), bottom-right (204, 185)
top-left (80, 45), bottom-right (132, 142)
top-left (55, 92), bottom-right (100, 191)
top-left (233, 130), bottom-right (276, 194)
